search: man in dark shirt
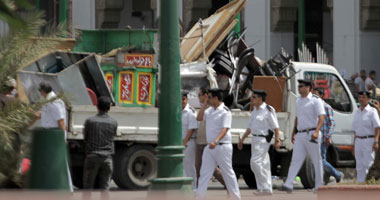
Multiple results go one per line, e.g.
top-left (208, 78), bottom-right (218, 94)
top-left (83, 96), bottom-right (118, 189)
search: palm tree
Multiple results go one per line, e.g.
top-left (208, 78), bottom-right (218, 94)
top-left (0, 0), bottom-right (67, 187)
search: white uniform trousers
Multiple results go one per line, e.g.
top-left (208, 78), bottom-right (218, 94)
top-left (184, 139), bottom-right (197, 190)
top-left (284, 131), bottom-right (323, 189)
top-left (250, 137), bottom-right (272, 193)
top-left (355, 138), bottom-right (375, 183)
top-left (196, 143), bottom-right (240, 200)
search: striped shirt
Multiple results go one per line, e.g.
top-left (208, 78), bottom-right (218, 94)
top-left (83, 112), bottom-right (118, 156)
top-left (321, 102), bottom-right (335, 139)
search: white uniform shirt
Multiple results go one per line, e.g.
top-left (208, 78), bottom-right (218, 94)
top-left (41, 91), bottom-right (66, 128)
top-left (248, 102), bottom-right (279, 135)
top-left (296, 92), bottom-right (325, 131)
top-left (352, 104), bottom-right (380, 136)
top-left (203, 103), bottom-right (232, 143)
top-left (365, 77), bottom-right (375, 91)
top-left (355, 77), bottom-right (366, 92)
top-left (182, 104), bottom-right (198, 140)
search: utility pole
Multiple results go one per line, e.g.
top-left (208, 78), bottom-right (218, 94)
top-left (149, 0), bottom-right (192, 192)
top-left (298, 0), bottom-right (305, 49)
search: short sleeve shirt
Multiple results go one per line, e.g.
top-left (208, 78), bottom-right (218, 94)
top-left (182, 104), bottom-right (198, 139)
top-left (352, 104), bottom-right (380, 136)
top-left (203, 103), bottom-right (232, 143)
top-left (296, 92), bottom-right (325, 131)
top-left (248, 102), bottom-right (279, 135)
top-left (355, 77), bottom-right (365, 91)
top-left (365, 77), bottom-right (375, 91)
top-left (41, 93), bottom-right (66, 128)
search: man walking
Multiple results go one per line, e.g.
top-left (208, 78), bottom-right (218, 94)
top-left (196, 88), bottom-right (240, 200)
top-left (181, 91), bottom-right (198, 190)
top-left (83, 96), bottom-right (118, 189)
top-left (195, 87), bottom-right (226, 188)
top-left (238, 89), bottom-right (280, 195)
top-left (282, 80), bottom-right (325, 192)
top-left (313, 88), bottom-right (343, 184)
top-left (352, 91), bottom-right (380, 183)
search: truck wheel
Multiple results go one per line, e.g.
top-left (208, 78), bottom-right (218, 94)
top-left (299, 155), bottom-right (314, 189)
top-left (242, 169), bottom-right (257, 189)
top-left (113, 145), bottom-right (157, 189)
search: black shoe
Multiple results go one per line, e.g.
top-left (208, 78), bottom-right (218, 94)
top-left (323, 173), bottom-right (330, 185)
top-left (336, 172), bottom-right (344, 183)
top-left (281, 185), bottom-right (293, 193)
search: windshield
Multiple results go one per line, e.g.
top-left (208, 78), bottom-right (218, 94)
top-left (304, 71), bottom-right (353, 113)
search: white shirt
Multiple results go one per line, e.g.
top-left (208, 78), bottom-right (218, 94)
top-left (248, 102), bottom-right (279, 136)
top-left (296, 92), bottom-right (325, 131)
top-left (355, 77), bottom-right (366, 92)
top-left (365, 77), bottom-right (376, 91)
top-left (41, 91), bottom-right (66, 128)
top-left (203, 103), bottom-right (232, 143)
top-left (182, 104), bottom-right (198, 140)
top-left (352, 104), bottom-right (380, 136)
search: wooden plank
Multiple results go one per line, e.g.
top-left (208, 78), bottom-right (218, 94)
top-left (185, 10), bottom-right (231, 61)
top-left (180, 0), bottom-right (246, 62)
top-left (252, 76), bottom-right (287, 112)
top-left (203, 19), bottom-right (238, 59)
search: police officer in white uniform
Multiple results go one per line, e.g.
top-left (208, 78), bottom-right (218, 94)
top-left (352, 91), bottom-right (380, 183)
top-left (196, 89), bottom-right (240, 200)
top-left (181, 90), bottom-right (199, 190)
top-left (282, 79), bottom-right (325, 192)
top-left (238, 89), bottom-right (280, 195)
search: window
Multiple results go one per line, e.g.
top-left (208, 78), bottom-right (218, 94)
top-left (304, 72), bottom-right (352, 113)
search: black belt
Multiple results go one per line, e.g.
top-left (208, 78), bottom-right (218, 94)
top-left (252, 134), bottom-right (266, 137)
top-left (208, 142), bottom-right (230, 145)
top-left (297, 128), bottom-right (316, 133)
top-left (356, 135), bottom-right (374, 139)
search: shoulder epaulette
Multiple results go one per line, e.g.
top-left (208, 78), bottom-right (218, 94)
top-left (189, 106), bottom-right (195, 113)
top-left (266, 105), bottom-right (273, 112)
top-left (312, 94), bottom-right (320, 99)
top-left (223, 106), bottom-right (230, 112)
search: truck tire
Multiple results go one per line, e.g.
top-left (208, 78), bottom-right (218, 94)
top-left (113, 145), bottom-right (157, 189)
top-left (299, 155), bottom-right (314, 189)
top-left (242, 169), bottom-right (257, 189)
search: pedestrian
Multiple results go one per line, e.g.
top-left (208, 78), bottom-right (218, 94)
top-left (352, 91), bottom-right (380, 183)
top-left (365, 70), bottom-right (377, 97)
top-left (37, 82), bottom-right (73, 191)
top-left (282, 79), bottom-right (325, 192)
top-left (181, 90), bottom-right (198, 190)
top-left (196, 88), bottom-right (240, 200)
top-left (313, 88), bottom-right (343, 185)
top-left (238, 89), bottom-right (280, 195)
top-left (195, 87), bottom-right (226, 189)
top-left (354, 69), bottom-right (366, 94)
top-left (83, 96), bottom-right (118, 189)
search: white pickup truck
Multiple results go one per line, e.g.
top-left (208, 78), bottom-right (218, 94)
top-left (67, 61), bottom-right (357, 190)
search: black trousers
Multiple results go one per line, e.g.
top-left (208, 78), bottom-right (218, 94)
top-left (83, 154), bottom-right (113, 189)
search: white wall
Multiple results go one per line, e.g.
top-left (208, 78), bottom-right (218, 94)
top-left (333, 0), bottom-right (360, 79)
top-left (72, 0), bottom-right (95, 30)
top-left (244, 0), bottom-right (294, 60)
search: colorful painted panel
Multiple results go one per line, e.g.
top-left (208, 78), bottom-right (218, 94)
top-left (118, 71), bottom-right (134, 104)
top-left (137, 72), bottom-right (153, 105)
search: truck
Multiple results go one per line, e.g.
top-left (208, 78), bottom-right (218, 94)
top-left (65, 61), bottom-right (357, 190)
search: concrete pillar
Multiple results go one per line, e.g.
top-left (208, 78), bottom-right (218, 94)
top-left (245, 0), bottom-right (296, 60)
top-left (333, 0), bottom-right (360, 78)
